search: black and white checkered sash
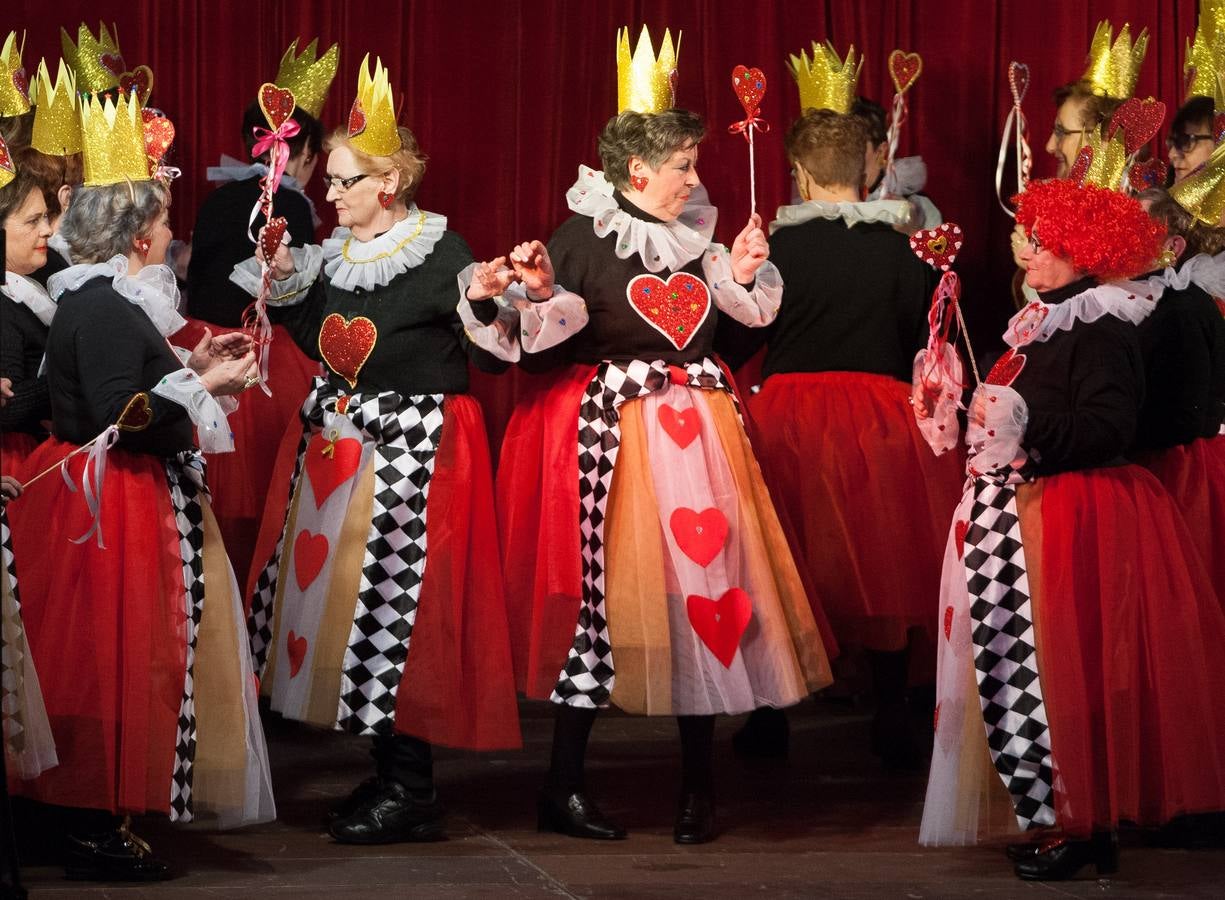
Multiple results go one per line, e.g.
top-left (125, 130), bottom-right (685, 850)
top-left (553, 357), bottom-right (733, 708)
top-left (0, 505), bottom-right (27, 757)
top-left (961, 460), bottom-right (1057, 830)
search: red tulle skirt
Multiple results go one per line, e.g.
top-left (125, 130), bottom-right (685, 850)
top-left (7, 439), bottom-right (187, 814)
top-left (0, 431), bottom-right (42, 481)
top-left (1134, 435), bottom-right (1225, 597)
top-left (747, 372), bottom-right (965, 650)
top-left (172, 317), bottom-right (321, 584)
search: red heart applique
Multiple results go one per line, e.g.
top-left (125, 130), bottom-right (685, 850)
top-left (1068, 145), bottom-right (1093, 185)
top-left (287, 630), bottom-right (308, 677)
top-left (1128, 158), bottom-right (1169, 192)
top-left (348, 97), bottom-right (368, 137)
top-left (0, 137), bottom-right (13, 175)
top-left (658, 404), bottom-right (700, 449)
top-left (954, 519), bottom-right (969, 559)
top-left (303, 434), bottom-right (362, 508)
top-left (1008, 61), bottom-right (1030, 106)
top-left (909, 223), bottom-right (964, 272)
top-left (120, 65), bottom-right (153, 103)
top-left (99, 52), bottom-right (126, 77)
top-left (1109, 96), bottom-right (1166, 156)
top-left (943, 605), bottom-right (954, 640)
top-left (670, 506), bottom-right (729, 568)
top-left (319, 314), bottom-right (377, 388)
top-left (259, 82), bottom-right (296, 131)
top-left (731, 65), bottom-right (767, 116)
top-left (116, 392), bottom-right (153, 431)
top-left (626, 272), bottom-right (711, 350)
top-left (11, 68), bottom-right (28, 102)
top-left (141, 111), bottom-right (175, 170)
top-left (261, 216), bottom-right (289, 261)
top-left (933, 702), bottom-right (941, 733)
top-left (986, 348), bottom-right (1026, 386)
top-left (293, 530), bottom-right (329, 590)
top-left (686, 588), bottom-right (753, 668)
top-left (888, 50), bottom-right (923, 94)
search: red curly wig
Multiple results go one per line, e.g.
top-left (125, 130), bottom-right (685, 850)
top-left (1013, 179), bottom-right (1163, 281)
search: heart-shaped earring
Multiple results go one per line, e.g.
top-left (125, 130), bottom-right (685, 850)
top-left (134, 237), bottom-right (151, 256)
top-left (378, 190), bottom-right (394, 209)
top-left (630, 175), bottom-right (649, 192)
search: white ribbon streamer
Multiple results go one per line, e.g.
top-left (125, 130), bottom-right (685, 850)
top-left (63, 425), bottom-right (121, 548)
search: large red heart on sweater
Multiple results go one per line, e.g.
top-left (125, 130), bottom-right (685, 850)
top-left (319, 314), bottom-right (377, 388)
top-left (669, 507), bottom-right (728, 568)
top-left (293, 530), bottom-right (329, 590)
top-left (686, 588), bottom-right (753, 668)
top-left (888, 50), bottom-right (923, 94)
top-left (259, 82), bottom-right (296, 131)
top-left (287, 630), bottom-right (308, 677)
top-left (986, 348), bottom-right (1026, 386)
top-left (658, 404), bottom-right (699, 449)
top-left (731, 65), bottom-right (766, 116)
top-left (627, 272), bottom-right (710, 351)
top-left (304, 434), bottom-right (361, 509)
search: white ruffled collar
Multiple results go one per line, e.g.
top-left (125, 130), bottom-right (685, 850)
top-left (1004, 279), bottom-right (1161, 349)
top-left (47, 255), bottom-right (186, 338)
top-left (2, 271), bottom-right (57, 326)
top-left (565, 165), bottom-right (716, 273)
top-left (1144, 252), bottom-right (1225, 298)
top-left (769, 198), bottom-right (910, 234)
top-left (321, 206), bottom-right (447, 292)
top-left (47, 231), bottom-right (73, 265)
top-left (206, 154), bottom-right (320, 227)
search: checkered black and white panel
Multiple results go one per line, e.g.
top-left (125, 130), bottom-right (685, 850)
top-left (165, 456), bottom-right (207, 823)
top-left (550, 358), bottom-right (733, 708)
top-left (962, 478), bottom-right (1056, 831)
top-left (0, 507), bottom-right (26, 753)
top-left (336, 392), bottom-right (445, 735)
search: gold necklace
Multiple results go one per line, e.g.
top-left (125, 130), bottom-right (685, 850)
top-left (341, 209), bottom-right (427, 264)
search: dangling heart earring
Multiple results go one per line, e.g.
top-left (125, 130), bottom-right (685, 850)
top-left (630, 175), bottom-right (649, 192)
top-left (134, 238), bottom-right (151, 256)
top-left (378, 190), bottom-right (394, 209)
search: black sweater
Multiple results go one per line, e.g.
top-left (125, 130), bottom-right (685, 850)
top-left (0, 293), bottom-right (51, 435)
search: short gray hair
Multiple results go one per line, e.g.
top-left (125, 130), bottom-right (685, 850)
top-left (597, 108), bottom-right (705, 191)
top-left (58, 181), bottom-right (167, 264)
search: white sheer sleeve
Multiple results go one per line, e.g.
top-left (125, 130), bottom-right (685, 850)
top-left (911, 347), bottom-right (965, 455)
top-left (701, 246), bottom-right (782, 326)
top-left (966, 384), bottom-right (1029, 476)
top-left (454, 262), bottom-right (589, 361)
top-left (151, 369), bottom-right (239, 453)
top-left (229, 245), bottom-right (324, 306)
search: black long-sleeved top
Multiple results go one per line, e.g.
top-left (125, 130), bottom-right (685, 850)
top-left (715, 216), bottom-right (934, 379)
top-left (1131, 280), bottom-right (1225, 451)
top-left (270, 229), bottom-right (507, 396)
top-left (1009, 278), bottom-right (1144, 476)
top-left (0, 292), bottom-right (51, 435)
top-left (188, 177), bottom-right (315, 327)
top-left (47, 276), bottom-right (192, 455)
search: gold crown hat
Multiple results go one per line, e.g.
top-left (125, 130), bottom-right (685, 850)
top-left (347, 55), bottom-right (400, 157)
top-left (616, 26), bottom-right (680, 114)
top-left (275, 38), bottom-right (339, 119)
top-left (61, 22), bottom-right (125, 95)
top-left (0, 32), bottom-right (31, 117)
top-left (1081, 21), bottom-right (1149, 101)
top-left (31, 60), bottom-right (83, 156)
top-left (1185, 0), bottom-right (1225, 105)
top-left (1075, 129), bottom-right (1129, 191)
top-left (0, 134), bottom-right (15, 190)
top-left (788, 41), bottom-right (862, 114)
top-left (79, 92), bottom-right (149, 186)
top-left (1170, 139), bottom-right (1225, 224)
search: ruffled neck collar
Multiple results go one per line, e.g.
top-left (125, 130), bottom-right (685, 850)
top-left (207, 154), bottom-right (318, 226)
top-left (47, 232), bottom-right (73, 265)
top-left (1143, 252), bottom-right (1225, 299)
top-left (565, 165), bottom-right (716, 273)
top-left (1, 271), bottom-right (57, 326)
top-left (1005, 277), bottom-right (1160, 348)
top-left (769, 198), bottom-right (910, 234)
top-left (47, 255), bottom-right (186, 337)
top-left (321, 205), bottom-right (446, 292)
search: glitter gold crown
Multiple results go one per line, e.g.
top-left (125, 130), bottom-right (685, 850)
top-left (275, 38), bottom-right (339, 119)
top-left (79, 92), bottom-right (149, 186)
top-left (1170, 139), bottom-right (1225, 224)
top-left (788, 41), bottom-right (862, 115)
top-left (61, 21), bottom-right (125, 95)
top-left (1185, 1), bottom-right (1225, 105)
top-left (0, 32), bottom-right (31, 117)
top-left (1081, 21), bottom-right (1149, 101)
top-left (31, 59), bottom-right (83, 156)
top-left (347, 55), bottom-right (401, 157)
top-left (1077, 129), bottom-right (1129, 191)
top-left (617, 26), bottom-right (680, 114)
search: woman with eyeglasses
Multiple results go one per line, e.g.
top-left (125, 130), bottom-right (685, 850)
top-left (235, 57), bottom-right (521, 845)
top-left (1167, 96), bottom-right (1218, 185)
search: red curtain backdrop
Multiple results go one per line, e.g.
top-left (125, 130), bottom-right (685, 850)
top-left (9, 0), bottom-right (1201, 445)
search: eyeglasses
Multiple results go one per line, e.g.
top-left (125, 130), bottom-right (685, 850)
top-left (321, 173), bottom-right (369, 192)
top-left (1027, 232), bottom-right (1044, 255)
top-left (1050, 122), bottom-right (1089, 141)
top-left (1167, 132), bottom-right (1215, 153)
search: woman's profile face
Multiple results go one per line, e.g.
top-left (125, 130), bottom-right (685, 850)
top-left (630, 142), bottom-right (701, 222)
top-left (324, 145), bottom-right (384, 230)
top-left (1017, 226), bottom-right (1080, 292)
top-left (3, 187), bottom-right (52, 276)
top-left (1168, 118), bottom-right (1215, 183)
top-left (1046, 96), bottom-right (1091, 179)
top-left (143, 204), bottom-right (173, 265)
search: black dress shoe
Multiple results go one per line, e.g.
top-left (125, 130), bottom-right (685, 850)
top-left (1014, 832), bottom-right (1118, 881)
top-left (732, 707), bottom-right (789, 760)
top-left (537, 789), bottom-right (626, 840)
top-left (1004, 840), bottom-right (1041, 861)
top-left (328, 781), bottom-right (446, 845)
top-left (64, 825), bottom-right (172, 882)
top-left (673, 792), bottom-right (716, 845)
top-left (324, 775), bottom-right (383, 825)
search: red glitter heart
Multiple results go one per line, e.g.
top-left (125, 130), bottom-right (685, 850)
top-left (120, 65), bottom-right (153, 103)
top-left (658, 404), bottom-right (700, 449)
top-left (303, 434), bottom-right (362, 509)
top-left (626, 272), bottom-right (711, 350)
top-left (888, 50), bottom-right (923, 94)
top-left (116, 392), bottom-right (153, 431)
top-left (1128, 158), bottom-right (1168, 192)
top-left (293, 530), bottom-right (329, 590)
top-left (348, 97), bottom-right (368, 138)
top-left (99, 52), bottom-right (126, 77)
top-left (0, 136), bottom-right (12, 175)
top-left (141, 111), bottom-right (175, 170)
top-left (1008, 61), bottom-right (1029, 106)
top-left (11, 68), bottom-right (28, 102)
top-left (319, 313), bottom-right (377, 388)
top-left (261, 216), bottom-right (289, 262)
top-left (259, 82), bottom-right (296, 131)
top-left (1109, 97), bottom-right (1166, 156)
top-left (686, 588), bottom-right (753, 668)
top-left (670, 507), bottom-right (729, 567)
top-left (954, 519), bottom-right (969, 559)
top-left (986, 348), bottom-right (1026, 386)
top-left (1068, 145), bottom-right (1093, 185)
top-left (731, 65), bottom-right (767, 116)
top-left (287, 630), bottom-right (308, 677)
top-left (908, 222), bottom-right (964, 272)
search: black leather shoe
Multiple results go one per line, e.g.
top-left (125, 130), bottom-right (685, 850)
top-left (1005, 840), bottom-right (1042, 861)
top-left (1014, 832), bottom-right (1118, 881)
top-left (328, 780), bottom-right (446, 845)
top-left (732, 707), bottom-right (789, 760)
top-left (673, 792), bottom-right (716, 845)
top-left (537, 789), bottom-right (626, 840)
top-left (324, 775), bottom-right (383, 825)
top-left (64, 824), bottom-right (172, 882)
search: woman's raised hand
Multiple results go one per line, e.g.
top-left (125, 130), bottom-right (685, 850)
top-left (255, 225), bottom-right (296, 280)
top-left (730, 213), bottom-right (769, 284)
top-left (200, 351), bottom-right (259, 397)
top-left (467, 256), bottom-right (516, 301)
top-left (188, 328), bottom-right (254, 375)
top-left (509, 240), bottom-right (554, 299)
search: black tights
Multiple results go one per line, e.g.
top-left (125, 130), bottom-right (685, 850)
top-left (370, 733), bottom-right (434, 798)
